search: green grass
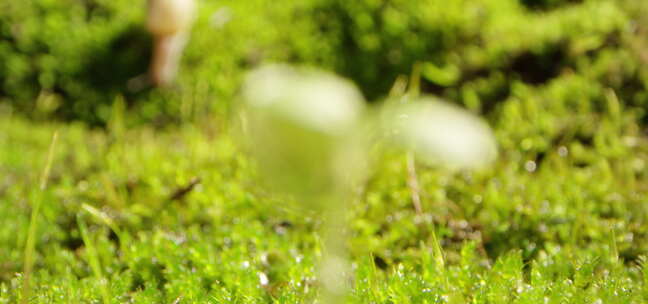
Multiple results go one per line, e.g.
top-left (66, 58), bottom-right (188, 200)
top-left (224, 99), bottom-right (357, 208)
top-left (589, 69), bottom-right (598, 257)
top-left (4, 0), bottom-right (648, 126)
top-left (2, 0), bottom-right (648, 302)
top-left (1, 75), bottom-right (648, 303)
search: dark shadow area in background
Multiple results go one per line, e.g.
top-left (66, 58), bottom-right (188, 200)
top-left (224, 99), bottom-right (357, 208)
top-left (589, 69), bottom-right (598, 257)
top-left (510, 46), bottom-right (566, 85)
top-left (520, 0), bottom-right (583, 10)
top-left (81, 26), bottom-right (152, 92)
top-left (53, 25), bottom-right (153, 126)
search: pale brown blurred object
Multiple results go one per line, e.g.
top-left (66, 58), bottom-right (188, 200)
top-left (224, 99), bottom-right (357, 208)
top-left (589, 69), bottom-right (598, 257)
top-left (147, 0), bottom-right (195, 86)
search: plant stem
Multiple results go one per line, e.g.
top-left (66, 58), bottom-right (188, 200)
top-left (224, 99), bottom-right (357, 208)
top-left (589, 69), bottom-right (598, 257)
top-left (406, 152), bottom-right (423, 215)
top-left (318, 194), bottom-right (349, 304)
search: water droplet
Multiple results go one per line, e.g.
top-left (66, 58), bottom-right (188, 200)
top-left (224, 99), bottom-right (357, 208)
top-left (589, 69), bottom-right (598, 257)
top-left (258, 272), bottom-right (269, 286)
top-left (557, 146), bottom-right (568, 157)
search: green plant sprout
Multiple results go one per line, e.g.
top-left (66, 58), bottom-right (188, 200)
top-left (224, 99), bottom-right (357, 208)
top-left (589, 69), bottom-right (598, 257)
top-left (238, 64), bottom-right (497, 303)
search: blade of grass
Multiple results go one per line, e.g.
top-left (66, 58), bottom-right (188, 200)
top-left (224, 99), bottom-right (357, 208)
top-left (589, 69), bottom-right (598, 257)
top-left (77, 215), bottom-right (111, 304)
top-left (81, 203), bottom-right (130, 260)
top-left (388, 75), bottom-right (408, 98)
top-left (21, 131), bottom-right (58, 304)
top-left (406, 65), bottom-right (423, 215)
top-left (610, 222), bottom-right (619, 265)
top-left (408, 62), bottom-right (422, 99)
top-left (406, 152), bottom-right (423, 215)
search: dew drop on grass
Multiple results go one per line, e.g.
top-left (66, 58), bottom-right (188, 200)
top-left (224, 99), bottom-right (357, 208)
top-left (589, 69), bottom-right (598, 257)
top-left (538, 223), bottom-right (548, 233)
top-left (524, 160), bottom-right (537, 172)
top-left (258, 272), bottom-right (269, 286)
top-left (558, 146), bottom-right (568, 157)
top-left (516, 284), bottom-right (524, 293)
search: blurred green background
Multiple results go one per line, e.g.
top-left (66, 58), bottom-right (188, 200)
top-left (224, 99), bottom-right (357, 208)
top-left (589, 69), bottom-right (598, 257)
top-left (2, 0), bottom-right (647, 125)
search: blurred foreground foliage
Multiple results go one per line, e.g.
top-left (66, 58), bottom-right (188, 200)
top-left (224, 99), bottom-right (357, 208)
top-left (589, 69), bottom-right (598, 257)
top-left (2, 0), bottom-right (648, 125)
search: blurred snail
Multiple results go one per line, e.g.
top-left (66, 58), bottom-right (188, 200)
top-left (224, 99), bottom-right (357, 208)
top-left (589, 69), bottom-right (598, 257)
top-left (146, 0), bottom-right (195, 86)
